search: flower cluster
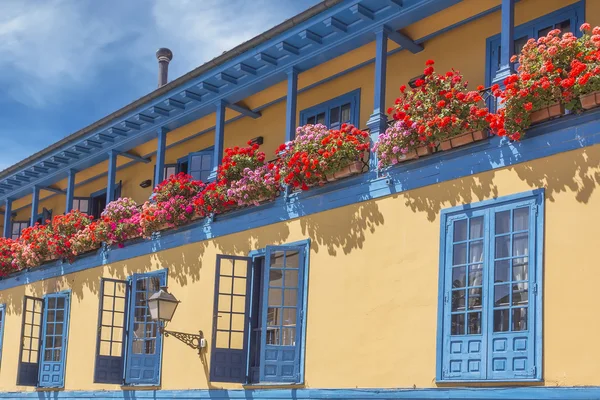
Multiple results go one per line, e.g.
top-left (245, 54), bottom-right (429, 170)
top-left (493, 23), bottom-right (600, 140)
top-left (278, 123), bottom-right (369, 190)
top-left (373, 120), bottom-right (419, 168)
top-left (0, 238), bottom-right (17, 276)
top-left (387, 60), bottom-right (491, 148)
top-left (227, 164), bottom-right (281, 207)
top-left (141, 173), bottom-right (203, 237)
top-left (194, 181), bottom-right (236, 217)
top-left (218, 143), bottom-right (266, 183)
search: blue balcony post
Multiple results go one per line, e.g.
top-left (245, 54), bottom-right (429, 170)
top-left (154, 127), bottom-right (168, 186)
top-left (285, 67), bottom-right (299, 142)
top-left (492, 0), bottom-right (515, 91)
top-left (209, 100), bottom-right (226, 181)
top-left (30, 186), bottom-right (40, 226)
top-left (107, 150), bottom-right (117, 203)
top-left (366, 26), bottom-right (388, 171)
top-left (2, 199), bottom-right (12, 238)
top-left (65, 169), bottom-right (76, 213)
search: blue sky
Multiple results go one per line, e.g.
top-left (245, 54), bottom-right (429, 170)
top-left (0, 0), bottom-right (320, 171)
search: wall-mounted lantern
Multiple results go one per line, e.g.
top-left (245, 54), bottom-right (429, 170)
top-left (148, 287), bottom-right (206, 354)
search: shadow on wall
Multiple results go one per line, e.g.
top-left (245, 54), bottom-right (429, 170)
top-left (401, 143), bottom-right (600, 222)
top-left (511, 146), bottom-right (600, 204)
top-left (298, 200), bottom-right (385, 256)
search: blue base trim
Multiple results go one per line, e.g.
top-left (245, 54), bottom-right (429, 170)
top-left (5, 387), bottom-right (600, 399)
top-left (1, 109), bottom-right (600, 291)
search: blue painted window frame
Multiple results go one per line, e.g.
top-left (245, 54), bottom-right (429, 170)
top-left (300, 90), bottom-right (360, 129)
top-left (72, 197), bottom-right (90, 214)
top-left (38, 290), bottom-right (71, 388)
top-left (485, 1), bottom-right (585, 88)
top-left (0, 304), bottom-right (5, 370)
top-left (209, 239), bottom-right (310, 385)
top-left (11, 221), bottom-right (29, 240)
top-left (93, 278), bottom-right (129, 384)
top-left (123, 269), bottom-right (167, 386)
top-left (177, 146), bottom-right (214, 181)
top-left (436, 189), bottom-right (544, 382)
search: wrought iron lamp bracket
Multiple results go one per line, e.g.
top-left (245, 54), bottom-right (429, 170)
top-left (160, 325), bottom-right (205, 355)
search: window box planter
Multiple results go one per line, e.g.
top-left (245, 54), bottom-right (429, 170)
top-left (325, 161), bottom-right (364, 182)
top-left (580, 91), bottom-right (600, 110)
top-left (530, 103), bottom-right (564, 124)
top-left (439, 130), bottom-right (487, 152)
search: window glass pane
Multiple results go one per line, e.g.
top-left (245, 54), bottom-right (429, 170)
top-left (453, 219), bottom-right (467, 242)
top-left (467, 288), bottom-right (482, 310)
top-left (451, 314), bottom-right (465, 335)
top-left (202, 155), bottom-right (212, 171)
top-left (556, 19), bottom-right (571, 34)
top-left (307, 116), bottom-right (316, 125)
top-left (469, 217), bottom-right (484, 239)
top-left (452, 290), bottom-right (465, 311)
top-left (79, 199), bottom-right (89, 213)
top-left (495, 235), bottom-right (510, 258)
top-left (513, 257), bottom-right (528, 281)
top-left (330, 107), bottom-right (340, 125)
top-left (468, 264), bottom-right (483, 286)
top-left (467, 312), bottom-right (481, 335)
top-left (512, 308), bottom-right (528, 331)
top-left (513, 233), bottom-right (529, 257)
top-left (494, 309), bottom-right (510, 332)
top-left (453, 243), bottom-right (467, 265)
top-left (513, 208), bottom-right (529, 231)
top-left (340, 103), bottom-right (351, 123)
top-left (537, 25), bottom-right (552, 38)
top-left (452, 266), bottom-right (466, 288)
top-left (514, 36), bottom-right (528, 55)
top-left (316, 113), bottom-right (326, 125)
top-left (469, 241), bottom-right (484, 263)
top-left (494, 284), bottom-right (510, 307)
top-left (494, 260), bottom-right (510, 283)
top-left (495, 211), bottom-right (510, 234)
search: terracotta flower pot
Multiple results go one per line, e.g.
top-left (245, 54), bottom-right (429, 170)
top-left (416, 145), bottom-right (432, 157)
top-left (326, 161), bottom-right (364, 181)
top-left (472, 130), bottom-right (487, 141)
top-left (579, 91), bottom-right (600, 110)
top-left (398, 150), bottom-right (418, 163)
top-left (439, 140), bottom-right (452, 151)
top-left (450, 132), bottom-right (475, 148)
top-left (530, 103), bottom-right (564, 124)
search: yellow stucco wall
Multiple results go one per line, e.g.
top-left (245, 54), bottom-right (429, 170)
top-left (0, 142), bottom-right (599, 391)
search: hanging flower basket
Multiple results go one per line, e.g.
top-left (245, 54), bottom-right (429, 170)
top-left (530, 103), bottom-right (565, 124)
top-left (325, 161), bottom-right (363, 182)
top-left (580, 91), bottom-right (600, 110)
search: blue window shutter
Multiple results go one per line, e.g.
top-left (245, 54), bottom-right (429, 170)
top-left (260, 245), bottom-right (306, 383)
top-left (210, 255), bottom-right (253, 383)
top-left (0, 304), bottom-right (5, 368)
top-left (38, 292), bottom-right (71, 388)
top-left (124, 270), bottom-right (166, 386)
top-left (188, 150), bottom-right (213, 182)
top-left (441, 212), bottom-right (488, 381)
top-left (94, 278), bottom-right (129, 384)
top-left (17, 296), bottom-right (43, 386)
top-left (487, 202), bottom-right (537, 380)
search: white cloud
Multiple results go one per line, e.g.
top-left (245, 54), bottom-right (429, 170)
top-left (0, 0), bottom-right (129, 107)
top-left (0, 0), bottom-right (316, 108)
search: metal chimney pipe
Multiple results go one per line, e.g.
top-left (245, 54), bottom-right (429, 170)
top-left (156, 48), bottom-right (173, 88)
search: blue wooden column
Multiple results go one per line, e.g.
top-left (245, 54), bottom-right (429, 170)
top-left (366, 26), bottom-right (388, 171)
top-left (65, 169), bottom-right (76, 213)
top-left (30, 186), bottom-right (40, 226)
top-left (285, 67), bottom-right (299, 142)
top-left (107, 150), bottom-right (117, 203)
top-left (154, 127), bottom-right (168, 185)
top-left (209, 100), bottom-right (226, 181)
top-left (2, 199), bottom-right (12, 238)
top-left (492, 0), bottom-right (515, 90)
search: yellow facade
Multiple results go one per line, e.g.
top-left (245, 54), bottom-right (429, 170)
top-left (1, 144), bottom-right (599, 391)
top-left (1, 0), bottom-right (599, 398)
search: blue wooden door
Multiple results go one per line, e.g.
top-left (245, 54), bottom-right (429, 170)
top-left (487, 202), bottom-right (536, 379)
top-left (38, 292), bottom-right (70, 388)
top-left (210, 255), bottom-right (253, 383)
top-left (188, 150), bottom-right (213, 182)
top-left (17, 296), bottom-right (43, 386)
top-left (441, 211), bottom-right (488, 380)
top-left (94, 278), bottom-right (128, 384)
top-left (260, 245), bottom-right (305, 383)
top-left (124, 271), bottom-right (166, 385)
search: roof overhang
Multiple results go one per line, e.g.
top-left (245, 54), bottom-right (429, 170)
top-left (0, 0), bottom-right (461, 203)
